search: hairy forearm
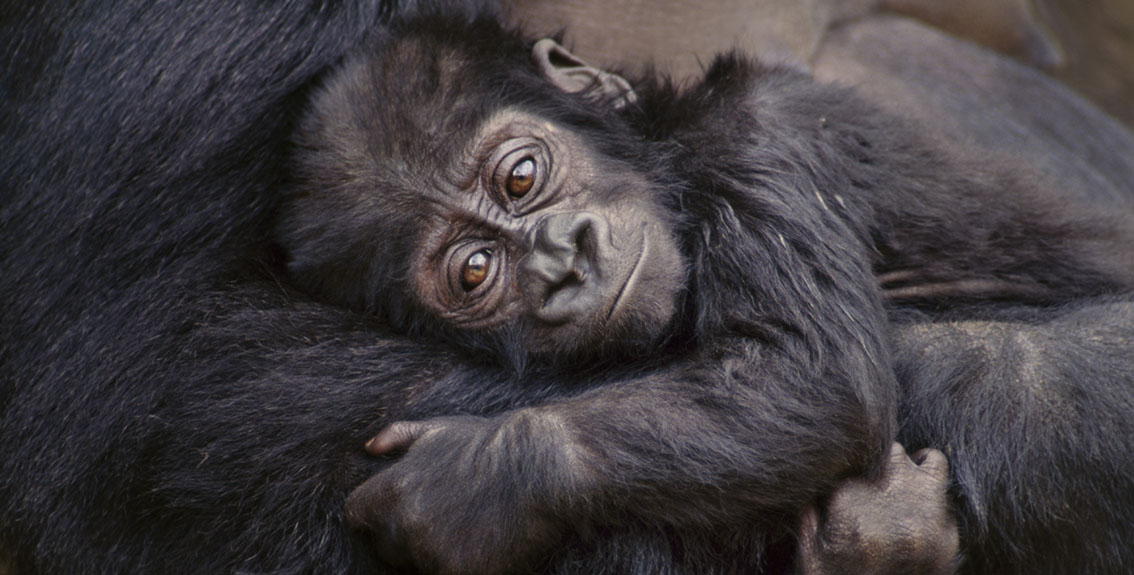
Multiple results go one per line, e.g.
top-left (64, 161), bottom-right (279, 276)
top-left (521, 350), bottom-right (890, 530)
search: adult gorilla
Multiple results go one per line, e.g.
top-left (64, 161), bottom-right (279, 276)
top-left (1, 1), bottom-right (487, 573)
top-left (0, 2), bottom-right (951, 574)
top-left (0, 4), bottom-right (1130, 575)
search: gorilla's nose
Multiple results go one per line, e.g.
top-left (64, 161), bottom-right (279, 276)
top-left (519, 212), bottom-right (613, 324)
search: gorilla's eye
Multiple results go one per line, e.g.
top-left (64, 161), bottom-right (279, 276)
top-left (461, 249), bottom-right (492, 291)
top-left (505, 157), bottom-right (535, 198)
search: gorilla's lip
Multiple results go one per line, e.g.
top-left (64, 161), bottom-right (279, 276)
top-left (606, 230), bottom-right (647, 323)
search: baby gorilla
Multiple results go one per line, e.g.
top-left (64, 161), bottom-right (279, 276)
top-left (277, 13), bottom-right (1134, 575)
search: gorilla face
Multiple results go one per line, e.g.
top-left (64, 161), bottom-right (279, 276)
top-left (403, 110), bottom-right (685, 356)
top-left (279, 40), bottom-right (684, 359)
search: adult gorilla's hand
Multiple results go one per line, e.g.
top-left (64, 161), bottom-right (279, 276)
top-left (345, 416), bottom-right (564, 575)
top-left (798, 443), bottom-right (959, 575)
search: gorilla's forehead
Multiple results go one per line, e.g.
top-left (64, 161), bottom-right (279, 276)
top-left (374, 107), bottom-right (573, 220)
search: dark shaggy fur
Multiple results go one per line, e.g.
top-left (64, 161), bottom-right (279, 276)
top-left (3, 4), bottom-right (1134, 575)
top-left (634, 49), bottom-right (1134, 574)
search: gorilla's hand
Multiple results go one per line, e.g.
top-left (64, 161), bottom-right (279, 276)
top-left (345, 416), bottom-right (564, 575)
top-left (798, 442), bottom-right (959, 575)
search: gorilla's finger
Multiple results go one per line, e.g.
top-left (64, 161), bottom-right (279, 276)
top-left (344, 473), bottom-right (413, 568)
top-left (345, 472), bottom-right (396, 527)
top-left (798, 506), bottom-right (822, 546)
top-left (365, 421), bottom-right (436, 455)
top-left (887, 442), bottom-right (912, 464)
top-left (912, 448), bottom-right (950, 481)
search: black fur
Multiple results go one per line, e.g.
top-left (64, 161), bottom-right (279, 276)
top-left (3, 4), bottom-right (1133, 575)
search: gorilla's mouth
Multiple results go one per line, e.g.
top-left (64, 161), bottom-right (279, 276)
top-left (605, 230), bottom-right (647, 323)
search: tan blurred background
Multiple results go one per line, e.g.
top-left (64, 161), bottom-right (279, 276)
top-left (502, 0), bottom-right (1134, 126)
top-left (1041, 0), bottom-right (1134, 126)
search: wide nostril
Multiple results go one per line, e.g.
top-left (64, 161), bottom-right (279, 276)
top-left (521, 212), bottom-right (613, 317)
top-left (551, 266), bottom-right (584, 292)
top-left (529, 213), bottom-right (602, 277)
top-left (548, 212), bottom-right (609, 257)
top-left (571, 219), bottom-right (594, 258)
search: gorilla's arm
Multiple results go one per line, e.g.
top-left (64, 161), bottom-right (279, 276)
top-left (894, 299), bottom-right (1134, 574)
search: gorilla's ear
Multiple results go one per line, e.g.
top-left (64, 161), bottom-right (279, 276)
top-left (532, 39), bottom-right (637, 109)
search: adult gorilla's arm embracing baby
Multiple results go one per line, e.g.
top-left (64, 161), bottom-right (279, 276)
top-left (277, 13), bottom-right (1134, 575)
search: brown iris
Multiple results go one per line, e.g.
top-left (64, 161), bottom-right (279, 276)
top-left (461, 249), bottom-right (492, 290)
top-left (505, 157), bottom-right (535, 198)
